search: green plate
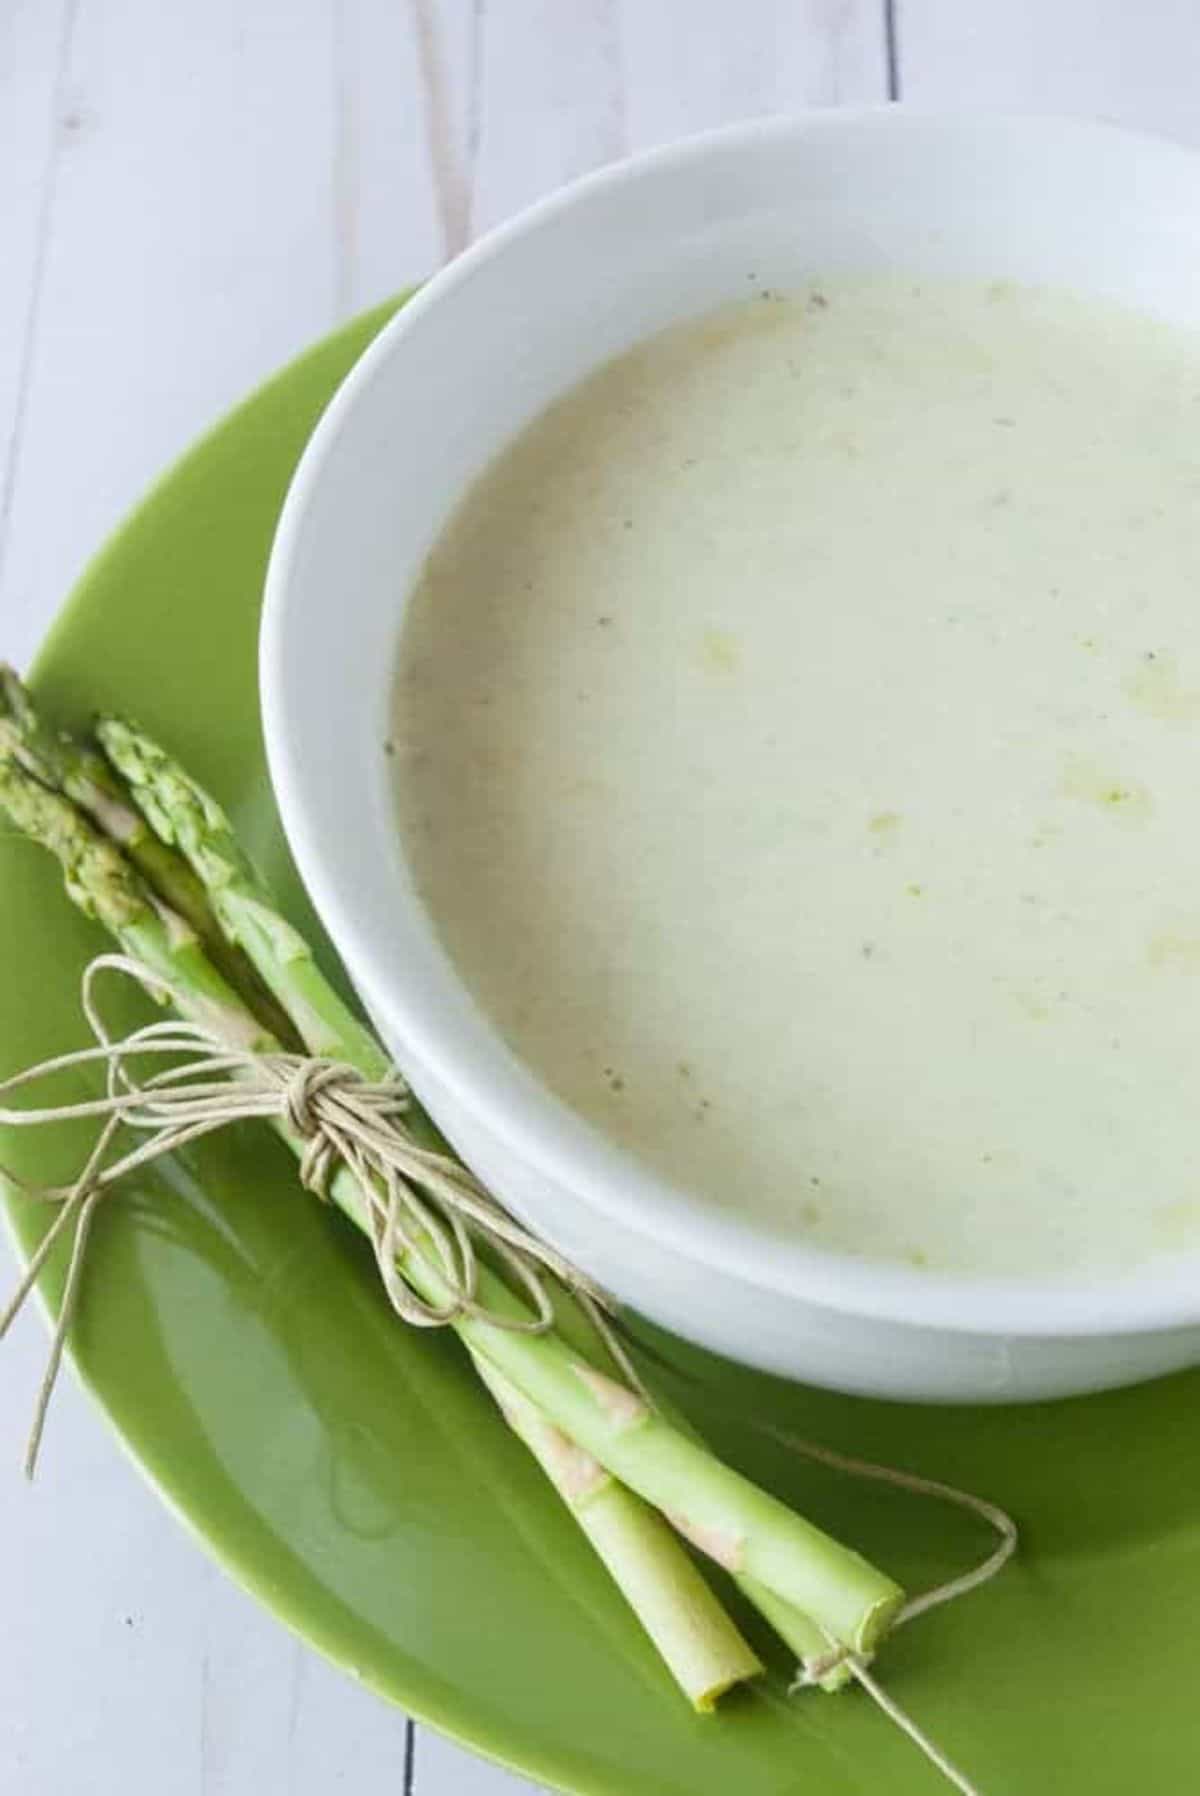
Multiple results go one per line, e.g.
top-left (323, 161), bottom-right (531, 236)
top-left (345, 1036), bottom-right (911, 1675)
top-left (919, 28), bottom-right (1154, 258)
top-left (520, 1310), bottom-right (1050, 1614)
top-left (3, 301), bottom-right (1199, 1796)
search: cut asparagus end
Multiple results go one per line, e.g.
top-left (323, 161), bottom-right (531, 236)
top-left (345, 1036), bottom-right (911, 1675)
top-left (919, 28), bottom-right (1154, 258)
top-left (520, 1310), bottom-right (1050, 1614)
top-left (420, 1253), bottom-right (906, 1657)
top-left (472, 1353), bottom-right (763, 1709)
top-left (740, 1575), bottom-right (855, 1692)
top-left (493, 1272), bottom-right (862, 1690)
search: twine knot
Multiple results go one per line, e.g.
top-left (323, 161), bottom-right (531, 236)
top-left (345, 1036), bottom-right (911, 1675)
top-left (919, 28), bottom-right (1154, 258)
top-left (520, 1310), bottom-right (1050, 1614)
top-left (284, 1059), bottom-right (351, 1139)
top-left (282, 1059), bottom-right (383, 1198)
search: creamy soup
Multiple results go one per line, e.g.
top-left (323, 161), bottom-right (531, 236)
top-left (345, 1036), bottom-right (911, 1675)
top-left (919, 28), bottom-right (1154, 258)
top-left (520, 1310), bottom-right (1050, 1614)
top-left (390, 276), bottom-right (1200, 1277)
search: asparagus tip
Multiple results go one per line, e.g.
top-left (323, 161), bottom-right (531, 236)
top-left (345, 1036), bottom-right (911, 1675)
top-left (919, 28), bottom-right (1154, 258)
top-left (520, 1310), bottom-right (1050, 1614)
top-left (0, 753), bottom-right (148, 932)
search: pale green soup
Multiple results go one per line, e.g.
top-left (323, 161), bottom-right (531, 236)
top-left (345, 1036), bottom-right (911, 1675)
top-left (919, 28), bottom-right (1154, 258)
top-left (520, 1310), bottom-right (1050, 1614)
top-left (391, 276), bottom-right (1200, 1277)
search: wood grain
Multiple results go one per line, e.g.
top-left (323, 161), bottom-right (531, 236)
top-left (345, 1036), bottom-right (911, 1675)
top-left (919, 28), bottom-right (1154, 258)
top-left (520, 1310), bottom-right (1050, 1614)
top-left (0, 0), bottom-right (74, 624)
top-left (469, 0), bottom-right (627, 235)
top-left (0, 0), bottom-right (443, 668)
top-left (622, 0), bottom-right (888, 145)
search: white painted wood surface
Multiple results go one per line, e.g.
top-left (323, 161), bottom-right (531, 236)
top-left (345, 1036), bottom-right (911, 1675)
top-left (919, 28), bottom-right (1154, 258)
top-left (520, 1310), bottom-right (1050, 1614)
top-left (0, 3), bottom-right (1196, 1789)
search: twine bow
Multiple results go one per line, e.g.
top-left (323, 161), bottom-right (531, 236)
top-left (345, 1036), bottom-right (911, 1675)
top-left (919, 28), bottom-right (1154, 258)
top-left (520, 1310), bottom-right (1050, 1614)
top-left (0, 953), bottom-right (630, 1475)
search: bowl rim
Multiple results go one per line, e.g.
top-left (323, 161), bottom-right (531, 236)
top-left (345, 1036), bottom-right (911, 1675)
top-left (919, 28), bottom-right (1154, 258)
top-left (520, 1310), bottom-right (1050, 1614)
top-left (263, 104), bottom-right (1200, 1343)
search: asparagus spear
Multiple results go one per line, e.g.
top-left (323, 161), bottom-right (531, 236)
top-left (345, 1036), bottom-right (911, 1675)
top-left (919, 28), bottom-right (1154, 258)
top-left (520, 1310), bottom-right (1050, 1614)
top-left (538, 1275), bottom-right (853, 1689)
top-left (476, 1269), bottom-right (844, 1685)
top-left (0, 753), bottom-right (761, 1710)
top-left (469, 1353), bottom-right (760, 1707)
top-left (96, 718), bottom-right (904, 1655)
top-left (0, 669), bottom-right (296, 1048)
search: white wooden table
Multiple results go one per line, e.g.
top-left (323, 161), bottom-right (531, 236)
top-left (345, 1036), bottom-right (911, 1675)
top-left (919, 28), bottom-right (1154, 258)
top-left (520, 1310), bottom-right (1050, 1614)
top-left (1, 4), bottom-right (1196, 1790)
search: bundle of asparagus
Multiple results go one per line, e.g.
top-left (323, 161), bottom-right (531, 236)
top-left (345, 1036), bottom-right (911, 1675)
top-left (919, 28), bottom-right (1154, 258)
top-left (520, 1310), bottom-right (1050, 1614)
top-left (0, 667), bottom-right (905, 1709)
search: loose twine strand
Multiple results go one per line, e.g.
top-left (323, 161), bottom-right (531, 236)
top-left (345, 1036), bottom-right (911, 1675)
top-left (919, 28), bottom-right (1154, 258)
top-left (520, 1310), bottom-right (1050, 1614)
top-left (777, 1430), bottom-right (1016, 1795)
top-left (769, 1428), bottom-right (1018, 1634)
top-left (0, 955), bottom-right (1017, 1796)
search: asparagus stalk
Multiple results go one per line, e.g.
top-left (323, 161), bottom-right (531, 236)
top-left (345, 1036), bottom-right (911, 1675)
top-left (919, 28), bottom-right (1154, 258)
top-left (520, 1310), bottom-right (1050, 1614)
top-left (434, 1253), bottom-right (900, 1652)
top-left (0, 754), bottom-right (762, 1709)
top-left (0, 669), bottom-right (296, 1048)
top-left (469, 1352), bottom-right (760, 1707)
top-left (537, 1275), bottom-right (853, 1690)
top-left (97, 719), bottom-right (904, 1655)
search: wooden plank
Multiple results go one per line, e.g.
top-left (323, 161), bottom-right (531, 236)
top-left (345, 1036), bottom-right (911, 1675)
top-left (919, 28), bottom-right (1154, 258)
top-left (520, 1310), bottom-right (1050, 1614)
top-left (622, 0), bottom-right (889, 147)
top-left (335, 0), bottom-right (446, 310)
top-left (899, 0), bottom-right (1200, 141)
top-left (468, 0), bottom-right (626, 235)
top-left (0, 0), bottom-right (72, 599)
top-left (416, 1726), bottom-right (548, 1796)
top-left (408, 0), bottom-right (482, 260)
top-left (0, 0), bottom-right (441, 669)
top-left (464, 0), bottom-right (889, 240)
top-left (0, 1296), bottom-right (411, 1794)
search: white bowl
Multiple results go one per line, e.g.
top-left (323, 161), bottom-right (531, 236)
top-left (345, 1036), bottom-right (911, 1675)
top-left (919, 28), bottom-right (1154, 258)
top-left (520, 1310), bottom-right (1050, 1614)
top-left (262, 109), bottom-right (1200, 1404)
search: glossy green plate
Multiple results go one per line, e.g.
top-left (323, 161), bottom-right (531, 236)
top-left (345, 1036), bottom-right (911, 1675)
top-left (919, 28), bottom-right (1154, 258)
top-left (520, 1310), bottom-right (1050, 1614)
top-left (3, 302), bottom-right (1200, 1796)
